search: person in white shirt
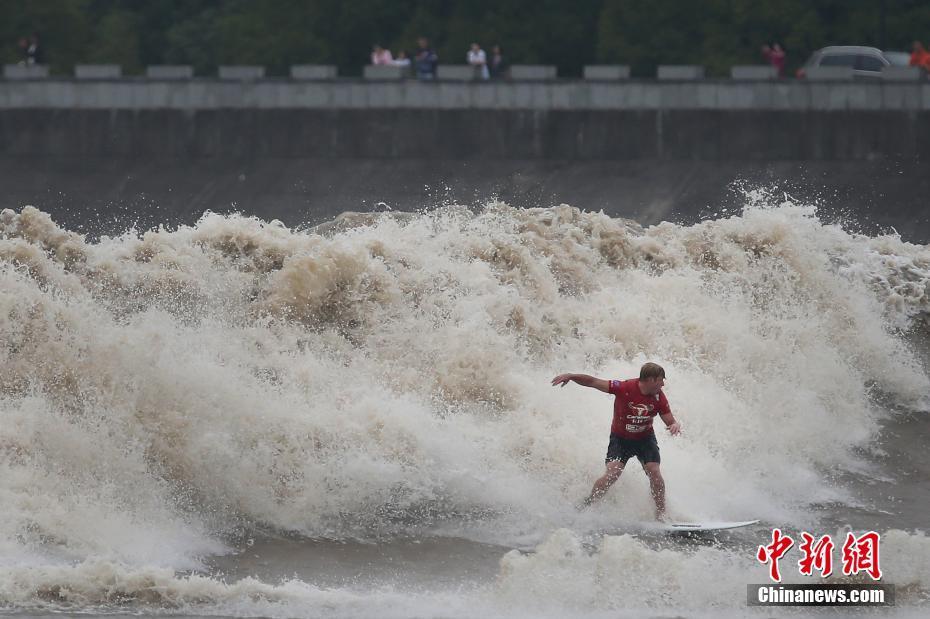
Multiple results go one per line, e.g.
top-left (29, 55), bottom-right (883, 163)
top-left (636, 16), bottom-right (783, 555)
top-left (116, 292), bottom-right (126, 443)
top-left (467, 43), bottom-right (489, 80)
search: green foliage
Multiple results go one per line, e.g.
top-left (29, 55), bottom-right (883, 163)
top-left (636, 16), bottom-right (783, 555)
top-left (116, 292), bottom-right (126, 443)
top-left (4, 0), bottom-right (930, 76)
top-left (163, 7), bottom-right (221, 74)
top-left (0, 0), bottom-right (92, 72)
top-left (89, 9), bottom-right (142, 73)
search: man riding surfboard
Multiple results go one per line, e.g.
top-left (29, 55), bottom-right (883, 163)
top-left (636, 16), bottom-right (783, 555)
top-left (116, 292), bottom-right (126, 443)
top-left (551, 362), bottom-right (681, 520)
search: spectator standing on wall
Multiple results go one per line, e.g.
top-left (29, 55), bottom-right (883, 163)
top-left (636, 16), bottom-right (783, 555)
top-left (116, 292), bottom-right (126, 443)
top-left (371, 44), bottom-right (393, 65)
top-left (467, 43), bottom-right (490, 79)
top-left (909, 41), bottom-right (930, 71)
top-left (415, 37), bottom-right (438, 79)
top-left (761, 42), bottom-right (786, 77)
top-left (17, 37), bottom-right (29, 64)
top-left (392, 50), bottom-right (410, 67)
top-left (488, 44), bottom-right (505, 79)
top-left (26, 33), bottom-right (42, 65)
top-left (392, 50), bottom-right (412, 77)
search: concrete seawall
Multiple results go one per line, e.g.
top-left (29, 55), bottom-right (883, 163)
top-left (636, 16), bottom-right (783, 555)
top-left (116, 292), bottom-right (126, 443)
top-left (2, 78), bottom-right (930, 111)
top-left (1, 80), bottom-right (928, 242)
top-left (2, 108), bottom-right (927, 161)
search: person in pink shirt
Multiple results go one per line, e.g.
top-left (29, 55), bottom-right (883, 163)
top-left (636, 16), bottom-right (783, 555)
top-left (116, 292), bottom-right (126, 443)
top-left (371, 44), bottom-right (393, 66)
top-left (762, 43), bottom-right (786, 77)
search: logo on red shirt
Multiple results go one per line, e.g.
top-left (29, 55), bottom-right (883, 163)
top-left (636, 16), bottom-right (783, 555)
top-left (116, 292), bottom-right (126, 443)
top-left (609, 379), bottom-right (668, 438)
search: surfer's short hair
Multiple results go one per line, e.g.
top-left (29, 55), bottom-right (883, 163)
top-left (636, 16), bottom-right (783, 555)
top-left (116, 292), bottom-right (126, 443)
top-left (639, 362), bottom-right (665, 381)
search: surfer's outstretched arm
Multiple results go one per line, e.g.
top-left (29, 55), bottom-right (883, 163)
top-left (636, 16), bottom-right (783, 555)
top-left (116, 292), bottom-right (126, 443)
top-left (550, 373), bottom-right (610, 393)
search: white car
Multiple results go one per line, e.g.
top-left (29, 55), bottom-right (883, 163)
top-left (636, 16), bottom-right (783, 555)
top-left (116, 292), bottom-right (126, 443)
top-left (797, 46), bottom-right (910, 79)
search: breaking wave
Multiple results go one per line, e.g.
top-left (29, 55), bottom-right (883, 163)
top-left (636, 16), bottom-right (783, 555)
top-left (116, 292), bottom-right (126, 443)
top-left (1, 194), bottom-right (928, 614)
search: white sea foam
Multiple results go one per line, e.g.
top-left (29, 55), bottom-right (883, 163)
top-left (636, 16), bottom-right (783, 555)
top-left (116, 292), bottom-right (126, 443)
top-left (495, 527), bottom-right (930, 614)
top-left (0, 529), bottom-right (925, 616)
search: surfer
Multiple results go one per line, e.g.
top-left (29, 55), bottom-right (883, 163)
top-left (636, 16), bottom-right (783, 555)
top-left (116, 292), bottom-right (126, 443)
top-left (551, 362), bottom-right (681, 520)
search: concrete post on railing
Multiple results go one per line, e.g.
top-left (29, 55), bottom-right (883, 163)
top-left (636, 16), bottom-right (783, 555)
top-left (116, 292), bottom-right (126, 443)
top-left (657, 65), bottom-right (705, 80)
top-left (291, 65), bottom-right (338, 79)
top-left (437, 65), bottom-right (480, 80)
top-left (509, 65), bottom-right (557, 80)
top-left (146, 65), bottom-right (194, 79)
top-left (3, 64), bottom-right (49, 79)
top-left (583, 65), bottom-right (631, 80)
top-left (804, 66), bottom-right (853, 80)
top-left (363, 65), bottom-right (408, 80)
top-left (730, 65), bottom-right (778, 80)
top-left (74, 64), bottom-right (122, 79)
top-left (218, 65), bottom-right (265, 80)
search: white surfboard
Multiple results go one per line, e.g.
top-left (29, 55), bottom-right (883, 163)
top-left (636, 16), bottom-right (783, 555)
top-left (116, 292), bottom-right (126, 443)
top-left (658, 519), bottom-right (760, 533)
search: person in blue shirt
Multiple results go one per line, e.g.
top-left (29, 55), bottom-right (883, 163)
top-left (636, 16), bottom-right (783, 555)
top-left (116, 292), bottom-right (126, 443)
top-left (415, 37), bottom-right (438, 79)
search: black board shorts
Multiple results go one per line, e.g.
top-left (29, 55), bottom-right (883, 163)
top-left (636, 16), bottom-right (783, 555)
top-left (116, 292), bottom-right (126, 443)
top-left (605, 432), bottom-right (660, 465)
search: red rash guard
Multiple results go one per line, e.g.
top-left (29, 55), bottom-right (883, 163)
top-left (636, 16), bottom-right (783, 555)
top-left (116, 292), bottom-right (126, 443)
top-left (608, 379), bottom-right (670, 438)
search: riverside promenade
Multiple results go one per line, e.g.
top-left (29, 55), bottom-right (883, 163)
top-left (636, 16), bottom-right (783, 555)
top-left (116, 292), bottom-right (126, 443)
top-left (1, 67), bottom-right (929, 111)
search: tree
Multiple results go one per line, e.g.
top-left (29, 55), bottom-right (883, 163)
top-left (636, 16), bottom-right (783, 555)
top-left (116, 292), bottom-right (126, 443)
top-left (0, 0), bottom-right (92, 73)
top-left (3, 0), bottom-right (930, 78)
top-left (89, 8), bottom-right (142, 73)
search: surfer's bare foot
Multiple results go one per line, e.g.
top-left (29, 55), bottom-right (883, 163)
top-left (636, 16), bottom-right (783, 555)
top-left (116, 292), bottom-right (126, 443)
top-left (655, 510), bottom-right (668, 522)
